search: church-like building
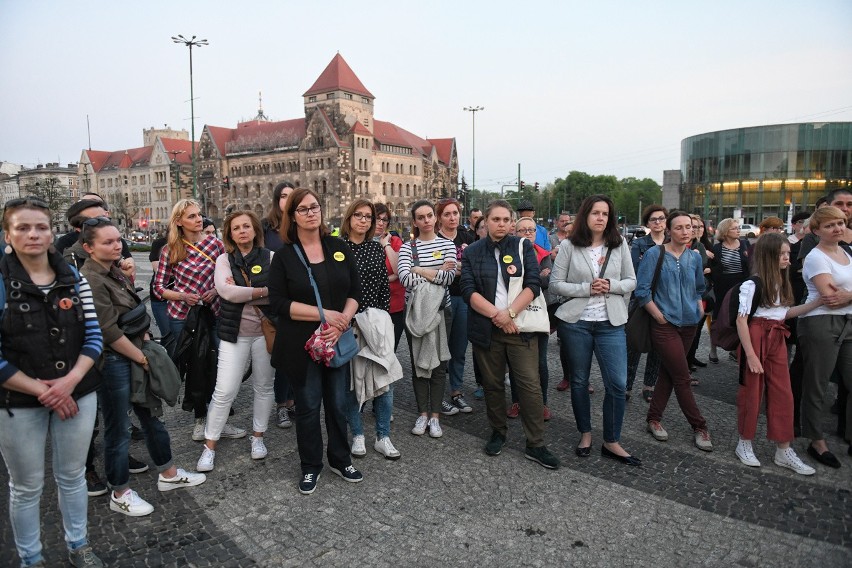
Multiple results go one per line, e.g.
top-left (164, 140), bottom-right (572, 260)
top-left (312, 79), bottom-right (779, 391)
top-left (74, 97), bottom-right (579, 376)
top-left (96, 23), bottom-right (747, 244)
top-left (196, 53), bottom-right (458, 227)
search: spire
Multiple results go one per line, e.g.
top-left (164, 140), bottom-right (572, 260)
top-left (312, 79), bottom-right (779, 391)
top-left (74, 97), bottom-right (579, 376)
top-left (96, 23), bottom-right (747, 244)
top-left (303, 53), bottom-right (373, 98)
top-left (253, 91), bottom-right (270, 122)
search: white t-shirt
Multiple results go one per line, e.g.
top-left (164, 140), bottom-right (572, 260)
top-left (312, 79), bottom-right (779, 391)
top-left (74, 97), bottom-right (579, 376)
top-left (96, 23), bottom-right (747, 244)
top-left (737, 279), bottom-right (787, 321)
top-left (802, 247), bottom-right (852, 317)
top-left (580, 245), bottom-right (608, 322)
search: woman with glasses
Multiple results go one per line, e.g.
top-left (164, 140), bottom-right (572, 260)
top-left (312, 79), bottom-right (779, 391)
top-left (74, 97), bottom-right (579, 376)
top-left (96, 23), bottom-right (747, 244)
top-left (626, 205), bottom-right (668, 402)
top-left (436, 197), bottom-right (475, 415)
top-left (0, 198), bottom-right (105, 567)
top-left (268, 188), bottom-right (363, 495)
top-left (340, 200), bottom-right (399, 460)
top-left (80, 217), bottom-right (205, 517)
top-left (708, 218), bottom-right (752, 363)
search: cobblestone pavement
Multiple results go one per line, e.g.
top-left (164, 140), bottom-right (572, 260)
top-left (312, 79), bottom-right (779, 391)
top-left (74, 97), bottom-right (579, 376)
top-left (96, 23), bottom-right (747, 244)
top-left (1, 261), bottom-right (848, 566)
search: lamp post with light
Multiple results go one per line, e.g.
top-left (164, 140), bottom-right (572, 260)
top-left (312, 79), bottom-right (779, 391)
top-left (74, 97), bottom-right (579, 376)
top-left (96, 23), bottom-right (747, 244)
top-left (462, 106), bottom-right (484, 207)
top-left (171, 34), bottom-right (208, 199)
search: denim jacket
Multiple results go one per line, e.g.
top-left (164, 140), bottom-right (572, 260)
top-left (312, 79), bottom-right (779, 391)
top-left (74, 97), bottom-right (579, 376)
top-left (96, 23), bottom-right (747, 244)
top-left (634, 245), bottom-right (705, 327)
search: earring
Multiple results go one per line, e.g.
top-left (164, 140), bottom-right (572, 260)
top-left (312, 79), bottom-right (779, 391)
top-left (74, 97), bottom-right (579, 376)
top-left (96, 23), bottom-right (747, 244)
top-left (3, 245), bottom-right (11, 255)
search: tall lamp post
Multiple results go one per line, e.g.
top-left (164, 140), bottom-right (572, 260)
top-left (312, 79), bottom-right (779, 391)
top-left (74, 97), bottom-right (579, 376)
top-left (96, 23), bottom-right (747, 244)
top-left (462, 106), bottom-right (484, 207)
top-left (171, 34), bottom-right (208, 199)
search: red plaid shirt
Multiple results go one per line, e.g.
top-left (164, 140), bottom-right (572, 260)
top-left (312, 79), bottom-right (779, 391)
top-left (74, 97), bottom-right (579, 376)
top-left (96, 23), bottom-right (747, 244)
top-left (153, 235), bottom-right (224, 320)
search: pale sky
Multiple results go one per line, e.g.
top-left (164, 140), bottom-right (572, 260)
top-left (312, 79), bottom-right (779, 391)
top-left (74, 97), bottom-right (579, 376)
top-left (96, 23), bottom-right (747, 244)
top-left (1, 0), bottom-right (850, 192)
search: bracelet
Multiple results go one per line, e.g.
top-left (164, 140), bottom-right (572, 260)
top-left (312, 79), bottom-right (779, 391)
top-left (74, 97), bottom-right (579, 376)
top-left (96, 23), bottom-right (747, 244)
top-left (384, 244), bottom-right (392, 249)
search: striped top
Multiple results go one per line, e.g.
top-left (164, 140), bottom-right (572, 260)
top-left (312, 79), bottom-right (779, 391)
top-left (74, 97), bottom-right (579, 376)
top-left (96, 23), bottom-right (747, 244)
top-left (719, 245), bottom-right (743, 275)
top-left (398, 236), bottom-right (457, 308)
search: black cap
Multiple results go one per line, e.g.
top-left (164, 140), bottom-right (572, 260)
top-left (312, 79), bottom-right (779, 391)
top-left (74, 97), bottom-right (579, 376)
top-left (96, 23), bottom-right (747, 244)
top-left (517, 199), bottom-right (535, 212)
top-left (66, 199), bottom-right (105, 223)
top-left (791, 211), bottom-right (810, 224)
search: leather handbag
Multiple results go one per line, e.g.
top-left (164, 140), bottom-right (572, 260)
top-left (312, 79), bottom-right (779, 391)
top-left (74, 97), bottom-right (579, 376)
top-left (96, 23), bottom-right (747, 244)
top-left (238, 267), bottom-right (277, 354)
top-left (625, 245), bottom-right (665, 353)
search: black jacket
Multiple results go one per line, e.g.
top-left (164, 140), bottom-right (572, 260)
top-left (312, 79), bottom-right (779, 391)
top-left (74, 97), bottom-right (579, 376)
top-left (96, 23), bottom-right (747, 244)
top-left (174, 304), bottom-right (217, 412)
top-left (460, 235), bottom-right (540, 349)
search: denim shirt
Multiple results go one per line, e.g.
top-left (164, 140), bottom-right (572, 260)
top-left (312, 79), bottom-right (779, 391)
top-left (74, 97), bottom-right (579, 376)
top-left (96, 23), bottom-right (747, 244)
top-left (634, 245), bottom-right (705, 327)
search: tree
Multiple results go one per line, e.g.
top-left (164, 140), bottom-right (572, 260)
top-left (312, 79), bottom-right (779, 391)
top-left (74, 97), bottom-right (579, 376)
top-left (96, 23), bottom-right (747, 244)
top-left (21, 176), bottom-right (71, 230)
top-left (109, 191), bottom-right (144, 235)
top-left (612, 177), bottom-right (662, 224)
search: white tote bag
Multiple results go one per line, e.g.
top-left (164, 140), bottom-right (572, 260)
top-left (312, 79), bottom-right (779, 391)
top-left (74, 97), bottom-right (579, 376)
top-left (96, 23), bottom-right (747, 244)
top-left (508, 239), bottom-right (550, 333)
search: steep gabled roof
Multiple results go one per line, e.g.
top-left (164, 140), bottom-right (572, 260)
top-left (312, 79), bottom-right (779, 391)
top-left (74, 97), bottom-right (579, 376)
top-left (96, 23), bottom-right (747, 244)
top-left (84, 150), bottom-right (112, 172)
top-left (85, 146), bottom-right (153, 172)
top-left (372, 119), bottom-right (434, 157)
top-left (206, 125), bottom-right (235, 156)
top-left (159, 138), bottom-right (195, 164)
top-left (303, 53), bottom-right (373, 98)
top-left (426, 138), bottom-right (455, 166)
top-left (349, 121), bottom-right (372, 136)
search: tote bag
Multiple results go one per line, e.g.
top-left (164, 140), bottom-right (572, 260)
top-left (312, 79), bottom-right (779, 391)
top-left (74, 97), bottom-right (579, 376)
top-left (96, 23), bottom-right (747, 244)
top-left (509, 239), bottom-right (550, 333)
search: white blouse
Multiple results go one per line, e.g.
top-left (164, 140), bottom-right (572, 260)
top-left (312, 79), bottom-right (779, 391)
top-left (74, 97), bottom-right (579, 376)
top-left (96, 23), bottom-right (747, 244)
top-left (737, 279), bottom-right (787, 321)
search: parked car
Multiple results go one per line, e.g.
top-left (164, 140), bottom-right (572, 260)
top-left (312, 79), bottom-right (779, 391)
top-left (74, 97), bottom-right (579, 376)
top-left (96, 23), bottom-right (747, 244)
top-left (739, 224), bottom-right (761, 238)
top-left (129, 231), bottom-right (147, 242)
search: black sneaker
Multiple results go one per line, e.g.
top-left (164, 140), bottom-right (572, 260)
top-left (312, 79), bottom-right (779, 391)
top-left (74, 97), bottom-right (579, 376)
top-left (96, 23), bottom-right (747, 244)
top-left (128, 455), bottom-right (149, 474)
top-left (329, 464), bottom-right (364, 483)
top-left (298, 472), bottom-right (320, 495)
top-left (525, 446), bottom-right (560, 470)
top-left (130, 424), bottom-right (145, 441)
top-left (440, 400), bottom-right (459, 416)
top-left (484, 431), bottom-right (506, 456)
top-left (86, 470), bottom-right (108, 497)
top-left (452, 394), bottom-right (473, 413)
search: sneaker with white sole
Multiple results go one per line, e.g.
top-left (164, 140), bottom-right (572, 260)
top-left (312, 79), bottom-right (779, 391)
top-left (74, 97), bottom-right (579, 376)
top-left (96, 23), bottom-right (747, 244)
top-left (196, 446), bottom-right (215, 472)
top-left (411, 415), bottom-right (428, 436)
top-left (451, 394), bottom-right (473, 413)
top-left (299, 472), bottom-right (320, 495)
top-left (192, 418), bottom-right (205, 442)
top-left (110, 489), bottom-right (154, 517)
top-left (158, 468), bottom-right (207, 492)
top-left (774, 447), bottom-right (815, 476)
top-left (276, 407), bottom-right (292, 429)
top-left (694, 429), bottom-right (713, 452)
top-left (647, 420), bottom-right (668, 441)
top-left (350, 434), bottom-right (366, 457)
top-left (329, 464), bottom-right (363, 483)
top-left (440, 400), bottom-right (459, 416)
top-left (374, 436), bottom-right (401, 460)
top-left (735, 439), bottom-right (761, 467)
top-left (427, 417), bottom-right (443, 438)
top-left (128, 456), bottom-right (149, 474)
top-left (221, 422), bottom-right (247, 439)
top-left (68, 545), bottom-right (104, 568)
top-left (251, 436), bottom-right (267, 460)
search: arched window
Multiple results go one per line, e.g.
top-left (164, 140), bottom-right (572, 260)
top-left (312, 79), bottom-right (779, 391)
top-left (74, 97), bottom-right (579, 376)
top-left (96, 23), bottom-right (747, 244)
top-left (383, 182), bottom-right (387, 195)
top-left (314, 180), bottom-right (319, 193)
top-left (358, 180), bottom-right (363, 193)
top-left (406, 184), bottom-right (410, 196)
top-left (365, 181), bottom-right (369, 193)
top-left (390, 183), bottom-right (395, 196)
top-left (322, 180), bottom-right (327, 194)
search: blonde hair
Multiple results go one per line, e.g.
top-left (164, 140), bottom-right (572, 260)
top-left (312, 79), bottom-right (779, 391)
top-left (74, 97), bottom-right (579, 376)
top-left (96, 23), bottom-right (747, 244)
top-left (167, 199), bottom-right (203, 265)
top-left (809, 206), bottom-right (846, 232)
top-left (715, 218), bottom-right (738, 242)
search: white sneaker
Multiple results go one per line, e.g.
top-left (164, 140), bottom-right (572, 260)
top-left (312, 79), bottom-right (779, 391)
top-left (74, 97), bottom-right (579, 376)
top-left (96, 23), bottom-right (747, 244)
top-left (693, 429), bottom-right (713, 452)
top-left (192, 418), bottom-right (205, 442)
top-left (251, 436), bottom-right (267, 460)
top-left (427, 417), bottom-right (443, 438)
top-left (110, 489), bottom-right (154, 517)
top-left (350, 434), bottom-right (366, 457)
top-left (276, 407), bottom-right (292, 429)
top-left (411, 415), bottom-right (428, 436)
top-left (220, 422), bottom-right (247, 439)
top-left (158, 468), bottom-right (207, 492)
top-left (196, 446), bottom-right (216, 472)
top-left (774, 447), bottom-right (816, 476)
top-left (374, 436), bottom-right (401, 460)
top-left (735, 439), bottom-right (761, 467)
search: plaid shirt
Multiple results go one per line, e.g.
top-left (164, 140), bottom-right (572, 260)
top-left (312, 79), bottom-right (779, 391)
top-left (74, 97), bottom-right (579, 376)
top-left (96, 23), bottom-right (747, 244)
top-left (153, 235), bottom-right (224, 320)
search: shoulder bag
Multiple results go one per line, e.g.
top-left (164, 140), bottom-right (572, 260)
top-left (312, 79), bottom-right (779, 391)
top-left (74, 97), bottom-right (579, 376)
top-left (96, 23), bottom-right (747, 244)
top-left (625, 244), bottom-right (665, 353)
top-left (238, 266), bottom-right (276, 354)
top-left (509, 239), bottom-right (550, 333)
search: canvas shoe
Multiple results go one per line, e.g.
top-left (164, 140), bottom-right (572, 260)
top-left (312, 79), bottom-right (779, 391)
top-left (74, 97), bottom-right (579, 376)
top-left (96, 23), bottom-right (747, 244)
top-left (158, 468), bottom-right (207, 492)
top-left (330, 464), bottom-right (363, 483)
top-left (110, 489), bottom-right (154, 517)
top-left (646, 420), bottom-right (668, 441)
top-left (427, 417), bottom-right (443, 438)
top-left (452, 394), bottom-right (473, 413)
top-left (484, 431), bottom-right (506, 456)
top-left (86, 470), bottom-right (108, 497)
top-left (192, 418), bottom-right (206, 442)
top-left (694, 429), bottom-right (713, 452)
top-left (735, 439), bottom-right (761, 467)
top-left (221, 422), bottom-right (247, 439)
top-left (411, 415), bottom-right (428, 436)
top-left (68, 545), bottom-right (105, 568)
top-left (774, 447), bottom-right (816, 476)
top-left (251, 436), bottom-right (267, 460)
top-left (525, 445), bottom-right (560, 469)
top-left (374, 436), bottom-right (401, 460)
top-left (299, 472), bottom-right (320, 495)
top-left (440, 400), bottom-right (459, 416)
top-left (350, 434), bottom-right (367, 457)
top-left (128, 455), bottom-right (149, 474)
top-left (196, 446), bottom-right (215, 472)
top-left (276, 407), bottom-right (292, 429)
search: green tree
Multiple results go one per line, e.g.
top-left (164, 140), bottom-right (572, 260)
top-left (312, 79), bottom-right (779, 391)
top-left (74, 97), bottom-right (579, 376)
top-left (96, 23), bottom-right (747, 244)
top-left (21, 176), bottom-right (71, 230)
top-left (613, 177), bottom-right (662, 224)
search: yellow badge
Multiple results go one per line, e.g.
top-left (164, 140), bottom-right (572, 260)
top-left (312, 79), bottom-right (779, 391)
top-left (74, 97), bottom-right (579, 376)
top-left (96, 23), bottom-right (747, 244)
top-left (432, 250), bottom-right (443, 259)
top-left (251, 265), bottom-right (262, 274)
top-left (333, 251), bottom-right (345, 261)
top-left (502, 255), bottom-right (513, 264)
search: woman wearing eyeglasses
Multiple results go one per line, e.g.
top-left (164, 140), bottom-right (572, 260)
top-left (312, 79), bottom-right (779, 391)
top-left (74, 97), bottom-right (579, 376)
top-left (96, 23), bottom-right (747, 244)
top-left (268, 188), bottom-right (363, 495)
top-left (626, 205), bottom-right (668, 402)
top-left (0, 198), bottom-right (105, 567)
top-left (80, 217), bottom-right (205, 518)
top-left (708, 218), bottom-right (752, 363)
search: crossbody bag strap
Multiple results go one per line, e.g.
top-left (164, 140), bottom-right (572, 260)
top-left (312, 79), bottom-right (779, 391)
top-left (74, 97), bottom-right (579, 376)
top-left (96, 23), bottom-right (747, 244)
top-left (237, 266), bottom-right (269, 322)
top-left (650, 244), bottom-right (665, 299)
top-left (182, 239), bottom-right (216, 265)
top-left (292, 244), bottom-right (327, 325)
top-left (599, 246), bottom-right (614, 278)
top-left (517, 238), bottom-right (526, 279)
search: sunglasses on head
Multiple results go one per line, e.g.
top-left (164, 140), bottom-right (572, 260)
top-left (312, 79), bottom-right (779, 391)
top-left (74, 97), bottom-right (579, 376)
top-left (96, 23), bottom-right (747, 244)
top-left (4, 197), bottom-right (49, 212)
top-left (82, 216), bottom-right (113, 227)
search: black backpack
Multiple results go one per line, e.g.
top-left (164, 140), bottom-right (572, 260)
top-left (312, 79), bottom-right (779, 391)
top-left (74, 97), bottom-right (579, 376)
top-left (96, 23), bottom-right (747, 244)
top-left (710, 276), bottom-right (762, 352)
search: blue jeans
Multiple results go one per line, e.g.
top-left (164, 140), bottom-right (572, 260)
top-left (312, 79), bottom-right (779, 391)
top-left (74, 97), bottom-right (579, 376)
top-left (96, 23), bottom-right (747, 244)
top-left (100, 352), bottom-right (174, 491)
top-left (293, 362), bottom-right (351, 475)
top-left (0, 393), bottom-right (97, 566)
top-left (346, 384), bottom-right (394, 439)
top-left (560, 319), bottom-right (628, 442)
top-left (447, 295), bottom-right (469, 393)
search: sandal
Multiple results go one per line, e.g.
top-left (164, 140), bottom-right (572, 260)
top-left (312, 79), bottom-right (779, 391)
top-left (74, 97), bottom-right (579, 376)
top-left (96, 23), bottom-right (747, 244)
top-left (641, 388), bottom-right (653, 403)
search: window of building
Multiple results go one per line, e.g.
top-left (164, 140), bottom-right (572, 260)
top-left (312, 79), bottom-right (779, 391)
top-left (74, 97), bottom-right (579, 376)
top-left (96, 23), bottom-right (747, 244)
top-left (308, 96), bottom-right (316, 103)
top-left (406, 184), bottom-right (410, 196)
top-left (391, 183), bottom-right (395, 196)
top-left (383, 182), bottom-right (387, 195)
top-left (99, 179), bottom-right (105, 189)
top-left (327, 93), bottom-right (334, 99)
top-left (344, 92), bottom-right (353, 100)
top-left (365, 181), bottom-right (369, 192)
top-left (322, 180), bottom-right (327, 193)
top-left (361, 97), bottom-right (370, 104)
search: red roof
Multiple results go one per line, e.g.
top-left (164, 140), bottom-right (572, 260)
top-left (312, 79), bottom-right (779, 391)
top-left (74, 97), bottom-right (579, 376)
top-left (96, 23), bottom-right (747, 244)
top-left (160, 138), bottom-right (196, 164)
top-left (85, 146), bottom-right (153, 172)
top-left (84, 150), bottom-right (112, 172)
top-left (426, 138), bottom-right (455, 166)
top-left (303, 54), bottom-right (373, 98)
top-left (349, 121), bottom-right (372, 136)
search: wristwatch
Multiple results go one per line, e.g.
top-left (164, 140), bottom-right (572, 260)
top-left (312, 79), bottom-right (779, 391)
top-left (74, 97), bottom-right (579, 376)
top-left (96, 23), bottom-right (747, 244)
top-left (508, 308), bottom-right (517, 319)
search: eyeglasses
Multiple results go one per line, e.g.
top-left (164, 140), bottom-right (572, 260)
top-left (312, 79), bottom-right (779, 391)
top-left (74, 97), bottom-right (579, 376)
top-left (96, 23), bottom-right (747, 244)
top-left (516, 227), bottom-right (536, 235)
top-left (294, 204), bottom-right (321, 216)
top-left (4, 197), bottom-right (49, 211)
top-left (375, 217), bottom-right (389, 224)
top-left (648, 216), bottom-right (666, 223)
top-left (82, 216), bottom-right (113, 227)
top-left (352, 212), bottom-right (373, 222)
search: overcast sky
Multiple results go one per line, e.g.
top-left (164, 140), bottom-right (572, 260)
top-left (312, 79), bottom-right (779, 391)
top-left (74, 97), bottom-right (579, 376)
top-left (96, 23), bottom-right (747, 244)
top-left (1, 0), bottom-right (850, 192)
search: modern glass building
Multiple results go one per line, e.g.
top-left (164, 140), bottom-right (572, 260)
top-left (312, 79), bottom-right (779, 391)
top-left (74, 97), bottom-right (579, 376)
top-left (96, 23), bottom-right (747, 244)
top-left (681, 122), bottom-right (852, 223)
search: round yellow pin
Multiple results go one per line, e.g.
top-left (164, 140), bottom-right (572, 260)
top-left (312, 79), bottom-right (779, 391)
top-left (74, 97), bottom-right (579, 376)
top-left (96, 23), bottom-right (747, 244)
top-left (333, 251), bottom-right (345, 261)
top-left (251, 265), bottom-right (262, 274)
top-left (432, 251), bottom-right (443, 259)
top-left (502, 255), bottom-right (513, 264)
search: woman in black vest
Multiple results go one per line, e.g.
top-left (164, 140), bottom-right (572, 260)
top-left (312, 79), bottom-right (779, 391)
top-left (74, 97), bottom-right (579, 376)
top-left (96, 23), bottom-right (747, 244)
top-left (197, 211), bottom-right (276, 473)
top-left (0, 197), bottom-right (105, 567)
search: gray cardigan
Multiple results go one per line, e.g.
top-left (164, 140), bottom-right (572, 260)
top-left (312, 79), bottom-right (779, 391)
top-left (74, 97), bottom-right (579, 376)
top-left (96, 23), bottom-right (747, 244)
top-left (550, 239), bottom-right (636, 326)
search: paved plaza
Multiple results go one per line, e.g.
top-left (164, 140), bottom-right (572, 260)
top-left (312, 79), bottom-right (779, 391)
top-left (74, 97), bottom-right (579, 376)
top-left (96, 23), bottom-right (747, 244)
top-left (0, 255), bottom-right (849, 567)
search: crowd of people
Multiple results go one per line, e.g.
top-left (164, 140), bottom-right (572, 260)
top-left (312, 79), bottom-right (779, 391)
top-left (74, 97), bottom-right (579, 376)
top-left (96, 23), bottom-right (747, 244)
top-left (0, 185), bottom-right (849, 566)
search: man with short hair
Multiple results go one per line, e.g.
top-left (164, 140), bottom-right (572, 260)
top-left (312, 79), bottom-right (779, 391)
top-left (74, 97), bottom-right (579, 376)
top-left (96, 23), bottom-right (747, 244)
top-left (465, 208), bottom-right (482, 241)
top-left (516, 200), bottom-right (551, 251)
top-left (57, 198), bottom-right (136, 278)
top-left (549, 212), bottom-right (573, 258)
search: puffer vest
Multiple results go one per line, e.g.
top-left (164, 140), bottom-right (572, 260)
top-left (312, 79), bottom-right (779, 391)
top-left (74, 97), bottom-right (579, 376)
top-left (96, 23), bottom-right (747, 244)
top-left (0, 252), bottom-right (101, 408)
top-left (218, 247), bottom-right (272, 343)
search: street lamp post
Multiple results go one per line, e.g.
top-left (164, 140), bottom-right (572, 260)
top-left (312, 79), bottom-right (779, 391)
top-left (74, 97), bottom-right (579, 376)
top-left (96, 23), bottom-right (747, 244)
top-left (172, 34), bottom-right (208, 199)
top-left (462, 106), bottom-right (484, 207)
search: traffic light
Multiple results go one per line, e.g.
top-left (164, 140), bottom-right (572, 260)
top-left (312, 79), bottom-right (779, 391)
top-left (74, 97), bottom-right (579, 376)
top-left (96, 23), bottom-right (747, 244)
top-left (617, 215), bottom-right (625, 224)
top-left (534, 182), bottom-right (539, 191)
top-left (520, 180), bottom-right (525, 190)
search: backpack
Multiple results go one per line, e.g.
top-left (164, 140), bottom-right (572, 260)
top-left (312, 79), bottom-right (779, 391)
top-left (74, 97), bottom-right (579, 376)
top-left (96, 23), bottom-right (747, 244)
top-left (710, 276), bottom-right (762, 352)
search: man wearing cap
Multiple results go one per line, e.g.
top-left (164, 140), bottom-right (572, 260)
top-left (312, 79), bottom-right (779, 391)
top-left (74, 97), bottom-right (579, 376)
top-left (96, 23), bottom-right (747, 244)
top-left (57, 198), bottom-right (136, 279)
top-left (516, 200), bottom-right (551, 252)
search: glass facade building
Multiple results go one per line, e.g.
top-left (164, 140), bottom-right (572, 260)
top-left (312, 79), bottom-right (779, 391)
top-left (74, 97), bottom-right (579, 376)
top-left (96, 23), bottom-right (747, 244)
top-left (681, 122), bottom-right (852, 223)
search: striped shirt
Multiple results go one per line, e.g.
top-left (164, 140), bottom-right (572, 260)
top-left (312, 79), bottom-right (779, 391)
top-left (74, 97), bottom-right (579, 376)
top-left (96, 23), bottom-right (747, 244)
top-left (398, 236), bottom-right (457, 308)
top-left (153, 235), bottom-right (225, 320)
top-left (719, 245), bottom-right (743, 275)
